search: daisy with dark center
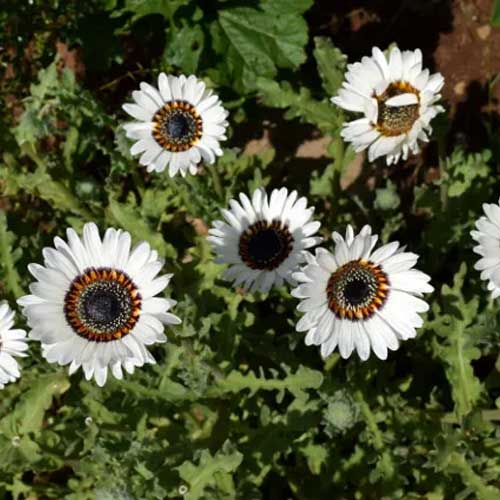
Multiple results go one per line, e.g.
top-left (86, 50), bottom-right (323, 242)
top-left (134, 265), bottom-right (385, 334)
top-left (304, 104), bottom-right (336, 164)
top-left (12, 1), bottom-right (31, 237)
top-left (123, 73), bottom-right (228, 177)
top-left (0, 302), bottom-right (28, 390)
top-left (18, 223), bottom-right (181, 387)
top-left (207, 188), bottom-right (322, 294)
top-left (471, 197), bottom-right (500, 299)
top-left (292, 225), bottom-right (433, 361)
top-left (332, 46), bottom-right (444, 165)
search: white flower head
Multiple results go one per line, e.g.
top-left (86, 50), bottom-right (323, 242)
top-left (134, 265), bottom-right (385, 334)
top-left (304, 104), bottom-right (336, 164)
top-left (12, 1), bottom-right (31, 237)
top-left (122, 73), bottom-right (229, 177)
top-left (292, 225), bottom-right (433, 361)
top-left (0, 301), bottom-right (28, 389)
top-left (18, 223), bottom-right (181, 387)
top-left (471, 197), bottom-right (500, 298)
top-left (208, 187), bottom-right (322, 294)
top-left (332, 46), bottom-right (445, 165)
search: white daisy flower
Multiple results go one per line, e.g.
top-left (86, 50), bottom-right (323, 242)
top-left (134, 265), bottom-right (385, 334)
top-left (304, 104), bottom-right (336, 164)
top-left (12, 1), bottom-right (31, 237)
top-left (291, 225), bottom-right (433, 361)
top-left (17, 223), bottom-right (181, 387)
top-left (207, 187), bottom-right (322, 294)
top-left (331, 46), bottom-right (445, 165)
top-left (122, 73), bottom-right (229, 177)
top-left (0, 302), bottom-right (28, 389)
top-left (471, 197), bottom-right (500, 298)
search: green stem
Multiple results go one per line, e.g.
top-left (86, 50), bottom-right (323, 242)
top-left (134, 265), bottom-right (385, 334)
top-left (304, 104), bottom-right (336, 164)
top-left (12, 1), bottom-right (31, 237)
top-left (354, 389), bottom-right (384, 450)
top-left (35, 443), bottom-right (80, 468)
top-left (330, 136), bottom-right (345, 198)
top-left (206, 163), bottom-right (224, 200)
top-left (20, 144), bottom-right (93, 219)
top-left (130, 166), bottom-right (146, 197)
top-left (323, 353), bottom-right (341, 372)
top-left (472, 409), bottom-right (500, 422)
top-left (449, 452), bottom-right (499, 500)
top-left (354, 389), bottom-right (395, 481)
top-left (112, 378), bottom-right (195, 403)
top-left (0, 213), bottom-right (24, 299)
top-left (181, 339), bottom-right (225, 380)
top-left (331, 136), bottom-right (345, 173)
top-left (438, 138), bottom-right (448, 210)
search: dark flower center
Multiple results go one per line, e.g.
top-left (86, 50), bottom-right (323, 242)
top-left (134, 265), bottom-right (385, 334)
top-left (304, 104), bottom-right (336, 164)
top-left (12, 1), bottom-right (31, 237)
top-left (239, 220), bottom-right (294, 271)
top-left (152, 100), bottom-right (203, 152)
top-left (247, 228), bottom-right (285, 265)
top-left (343, 279), bottom-right (371, 306)
top-left (64, 268), bottom-right (141, 342)
top-left (165, 113), bottom-right (191, 139)
top-left (83, 289), bottom-right (122, 324)
top-left (326, 260), bottom-right (389, 321)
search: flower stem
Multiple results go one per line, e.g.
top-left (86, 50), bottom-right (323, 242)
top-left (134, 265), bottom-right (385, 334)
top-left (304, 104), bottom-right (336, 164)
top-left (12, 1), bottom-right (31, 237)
top-left (354, 389), bottom-right (396, 482)
top-left (206, 163), bottom-right (224, 200)
top-left (0, 213), bottom-right (25, 299)
top-left (448, 452), bottom-right (498, 500)
top-left (438, 137), bottom-right (448, 210)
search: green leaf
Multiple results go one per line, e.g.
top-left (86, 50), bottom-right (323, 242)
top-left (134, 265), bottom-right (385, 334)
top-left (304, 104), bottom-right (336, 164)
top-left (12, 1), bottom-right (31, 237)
top-left (14, 62), bottom-right (77, 148)
top-left (0, 160), bottom-right (92, 219)
top-left (299, 442), bottom-right (328, 475)
top-left (211, 1), bottom-right (311, 93)
top-left (492, 0), bottom-right (500, 27)
top-left (443, 149), bottom-right (490, 198)
top-left (375, 179), bottom-right (401, 211)
top-left (350, 390), bottom-right (396, 488)
top-left (0, 434), bottom-right (43, 470)
top-left (447, 453), bottom-right (499, 500)
top-left (414, 147), bottom-right (493, 251)
top-left (29, 61), bottom-right (59, 101)
top-left (14, 109), bottom-right (50, 147)
top-left (111, 375), bottom-right (194, 403)
top-left (63, 126), bottom-right (80, 171)
top-left (111, 0), bottom-right (186, 24)
top-left (105, 195), bottom-right (177, 259)
top-left (260, 0), bottom-right (313, 15)
top-left (164, 23), bottom-right (204, 74)
top-left (0, 373), bottom-right (70, 437)
top-left (431, 432), bottom-right (499, 500)
top-left (0, 212), bottom-right (24, 299)
top-left (313, 36), bottom-right (347, 96)
top-left (211, 365), bottom-right (323, 399)
top-left (177, 441), bottom-right (243, 500)
top-left (310, 138), bottom-right (354, 196)
top-left (256, 78), bottom-right (342, 134)
top-left (431, 264), bottom-right (483, 418)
